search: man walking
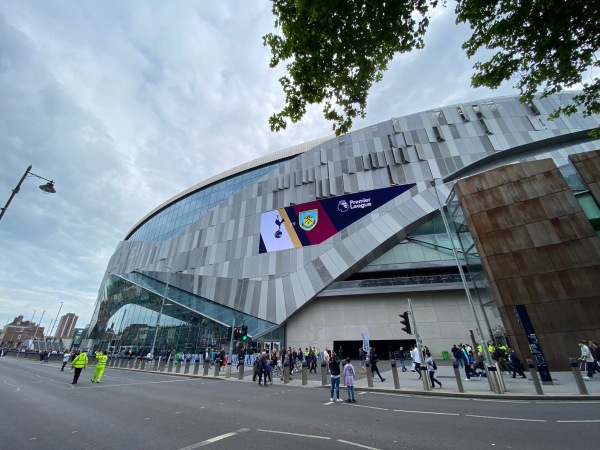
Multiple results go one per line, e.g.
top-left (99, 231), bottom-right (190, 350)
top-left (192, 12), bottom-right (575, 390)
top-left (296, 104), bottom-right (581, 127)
top-left (70, 350), bottom-right (88, 385)
top-left (578, 340), bottom-right (595, 381)
top-left (91, 350), bottom-right (108, 383)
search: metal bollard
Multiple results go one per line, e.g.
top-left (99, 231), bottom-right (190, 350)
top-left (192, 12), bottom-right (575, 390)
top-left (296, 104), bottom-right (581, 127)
top-left (167, 359), bottom-right (174, 373)
top-left (203, 360), bottom-right (210, 376)
top-left (495, 363), bottom-right (506, 392)
top-left (284, 362), bottom-right (290, 384)
top-left (133, 358), bottom-right (140, 370)
top-left (120, 358), bottom-right (127, 368)
top-left (365, 361), bottom-right (374, 388)
top-left (302, 361), bottom-right (308, 386)
top-left (213, 359), bottom-right (221, 377)
top-left (452, 360), bottom-right (465, 393)
top-left (420, 366), bottom-right (431, 391)
top-left (153, 359), bottom-right (159, 371)
top-left (193, 360), bottom-right (200, 375)
top-left (184, 360), bottom-right (191, 375)
top-left (238, 363), bottom-right (244, 380)
top-left (321, 362), bottom-right (327, 386)
top-left (486, 366), bottom-right (502, 394)
top-left (390, 359), bottom-right (400, 389)
top-left (226, 361), bottom-right (232, 378)
top-left (159, 359), bottom-right (166, 372)
top-left (526, 359), bottom-right (544, 395)
top-left (569, 357), bottom-right (588, 395)
top-left (176, 360), bottom-right (182, 374)
top-left (140, 359), bottom-right (146, 370)
top-left (109, 357), bottom-right (115, 367)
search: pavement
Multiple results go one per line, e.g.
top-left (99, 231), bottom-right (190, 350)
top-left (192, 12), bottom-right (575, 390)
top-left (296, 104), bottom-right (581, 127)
top-left (108, 357), bottom-right (600, 400)
top-left (5, 354), bottom-right (599, 400)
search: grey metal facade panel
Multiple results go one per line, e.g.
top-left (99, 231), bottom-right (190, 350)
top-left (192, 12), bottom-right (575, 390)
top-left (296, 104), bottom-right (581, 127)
top-left (91, 93), bottom-right (600, 335)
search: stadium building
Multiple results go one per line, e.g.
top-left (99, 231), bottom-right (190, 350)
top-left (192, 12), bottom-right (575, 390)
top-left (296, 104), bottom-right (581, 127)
top-left (88, 93), bottom-right (600, 369)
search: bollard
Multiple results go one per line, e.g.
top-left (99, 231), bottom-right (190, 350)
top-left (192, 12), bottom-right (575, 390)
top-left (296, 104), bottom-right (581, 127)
top-left (420, 365), bottom-right (431, 391)
top-left (451, 360), bottom-right (465, 393)
top-left (486, 366), bottom-right (502, 394)
top-left (321, 362), bottom-right (327, 386)
top-left (569, 357), bottom-right (589, 395)
top-left (284, 362), bottom-right (290, 384)
top-left (238, 363), bottom-right (244, 380)
top-left (109, 357), bottom-right (115, 367)
top-left (176, 360), bottom-right (182, 374)
top-left (226, 361), bottom-right (232, 379)
top-left (167, 359), bottom-right (174, 373)
top-left (133, 358), bottom-right (140, 370)
top-left (365, 361), bottom-right (374, 388)
top-left (120, 358), bottom-right (127, 369)
top-left (495, 363), bottom-right (506, 393)
top-left (302, 361), bottom-right (308, 386)
top-left (193, 360), bottom-right (200, 375)
top-left (140, 359), bottom-right (146, 370)
top-left (526, 359), bottom-right (544, 395)
top-left (390, 359), bottom-right (400, 389)
top-left (153, 359), bottom-right (159, 371)
top-left (184, 360), bottom-right (191, 375)
top-left (203, 360), bottom-right (210, 376)
top-left (213, 359), bottom-right (221, 377)
top-left (159, 358), bottom-right (166, 372)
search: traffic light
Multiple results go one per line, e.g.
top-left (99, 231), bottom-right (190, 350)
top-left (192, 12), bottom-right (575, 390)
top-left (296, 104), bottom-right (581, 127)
top-left (400, 311), bottom-right (412, 335)
top-left (241, 325), bottom-right (248, 341)
top-left (233, 328), bottom-right (241, 340)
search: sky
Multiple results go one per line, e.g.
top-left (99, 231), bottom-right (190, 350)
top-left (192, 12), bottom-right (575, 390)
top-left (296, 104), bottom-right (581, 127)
top-left (0, 1), bottom-right (521, 332)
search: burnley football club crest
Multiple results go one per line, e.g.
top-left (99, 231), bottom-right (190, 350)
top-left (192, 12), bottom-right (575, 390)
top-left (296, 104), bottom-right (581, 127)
top-left (299, 209), bottom-right (318, 231)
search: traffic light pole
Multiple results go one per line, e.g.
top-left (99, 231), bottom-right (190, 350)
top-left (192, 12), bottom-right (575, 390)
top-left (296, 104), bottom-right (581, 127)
top-left (227, 319), bottom-right (235, 377)
top-left (407, 298), bottom-right (431, 391)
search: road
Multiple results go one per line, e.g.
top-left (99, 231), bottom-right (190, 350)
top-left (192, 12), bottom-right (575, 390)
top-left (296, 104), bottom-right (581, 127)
top-left (1, 357), bottom-right (598, 449)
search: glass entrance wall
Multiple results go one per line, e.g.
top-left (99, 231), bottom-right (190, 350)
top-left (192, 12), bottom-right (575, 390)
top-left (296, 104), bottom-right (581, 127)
top-left (88, 273), bottom-right (277, 357)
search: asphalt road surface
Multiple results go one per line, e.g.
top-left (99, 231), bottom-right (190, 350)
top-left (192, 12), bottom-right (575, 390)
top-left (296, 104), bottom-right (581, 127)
top-left (1, 357), bottom-right (598, 450)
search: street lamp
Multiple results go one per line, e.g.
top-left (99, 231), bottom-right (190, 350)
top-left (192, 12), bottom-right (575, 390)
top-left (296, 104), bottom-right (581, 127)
top-left (0, 165), bottom-right (56, 222)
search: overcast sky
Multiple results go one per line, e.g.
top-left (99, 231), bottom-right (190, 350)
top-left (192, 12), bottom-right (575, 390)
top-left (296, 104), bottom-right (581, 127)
top-left (0, 1), bottom-right (520, 332)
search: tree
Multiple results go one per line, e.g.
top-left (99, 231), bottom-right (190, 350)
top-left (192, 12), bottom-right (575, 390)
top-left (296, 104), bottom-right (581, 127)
top-left (455, 0), bottom-right (600, 136)
top-left (265, 0), bottom-right (600, 135)
top-left (263, 0), bottom-right (440, 135)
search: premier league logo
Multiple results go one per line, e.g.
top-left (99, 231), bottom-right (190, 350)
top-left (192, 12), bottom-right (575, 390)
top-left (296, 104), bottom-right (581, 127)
top-left (337, 200), bottom-right (349, 213)
top-left (299, 209), bottom-right (318, 231)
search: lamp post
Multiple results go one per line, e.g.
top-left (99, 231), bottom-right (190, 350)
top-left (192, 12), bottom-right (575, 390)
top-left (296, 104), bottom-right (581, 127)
top-left (0, 165), bottom-right (56, 222)
top-left (150, 266), bottom-right (172, 358)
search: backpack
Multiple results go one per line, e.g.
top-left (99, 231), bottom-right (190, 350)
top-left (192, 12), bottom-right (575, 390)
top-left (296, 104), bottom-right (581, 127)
top-left (432, 359), bottom-right (437, 370)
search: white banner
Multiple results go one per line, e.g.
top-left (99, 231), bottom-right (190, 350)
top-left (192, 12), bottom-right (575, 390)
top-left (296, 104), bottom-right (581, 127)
top-left (361, 331), bottom-right (370, 353)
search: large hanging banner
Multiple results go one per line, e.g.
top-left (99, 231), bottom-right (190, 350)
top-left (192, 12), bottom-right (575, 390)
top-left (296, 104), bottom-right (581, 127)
top-left (258, 183), bottom-right (415, 254)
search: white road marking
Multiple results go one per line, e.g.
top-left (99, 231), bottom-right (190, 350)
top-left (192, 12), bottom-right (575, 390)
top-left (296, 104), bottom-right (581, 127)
top-left (349, 404), bottom-right (388, 411)
top-left (556, 420), bottom-right (600, 423)
top-left (473, 399), bottom-right (530, 404)
top-left (394, 409), bottom-right (459, 416)
top-left (179, 429), bottom-right (249, 449)
top-left (337, 439), bottom-right (380, 449)
top-left (257, 429), bottom-right (330, 440)
top-left (466, 414), bottom-right (546, 422)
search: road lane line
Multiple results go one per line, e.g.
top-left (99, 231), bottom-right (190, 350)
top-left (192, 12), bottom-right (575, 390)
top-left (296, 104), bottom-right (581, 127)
top-left (179, 429), bottom-right (249, 449)
top-left (473, 399), bottom-right (530, 404)
top-left (556, 420), bottom-right (600, 423)
top-left (466, 414), bottom-right (546, 422)
top-left (257, 429), bottom-right (330, 440)
top-left (348, 404), bottom-right (388, 411)
top-left (337, 438), bottom-right (380, 449)
top-left (393, 409), bottom-right (459, 416)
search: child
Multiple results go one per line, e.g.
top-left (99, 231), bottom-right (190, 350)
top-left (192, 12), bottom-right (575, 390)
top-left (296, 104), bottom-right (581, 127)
top-left (343, 357), bottom-right (356, 403)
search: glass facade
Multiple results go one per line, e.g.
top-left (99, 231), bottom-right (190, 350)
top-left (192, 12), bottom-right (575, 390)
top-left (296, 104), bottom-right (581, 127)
top-left (129, 162), bottom-right (284, 242)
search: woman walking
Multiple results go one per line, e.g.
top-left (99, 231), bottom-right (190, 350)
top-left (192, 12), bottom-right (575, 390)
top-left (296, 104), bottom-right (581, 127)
top-left (425, 351), bottom-right (442, 388)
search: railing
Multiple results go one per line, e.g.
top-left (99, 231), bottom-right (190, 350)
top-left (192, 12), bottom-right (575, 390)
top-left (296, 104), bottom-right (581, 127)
top-left (327, 273), bottom-right (471, 290)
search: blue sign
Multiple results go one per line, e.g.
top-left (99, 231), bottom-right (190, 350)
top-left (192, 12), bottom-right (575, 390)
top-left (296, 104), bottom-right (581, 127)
top-left (515, 304), bottom-right (552, 383)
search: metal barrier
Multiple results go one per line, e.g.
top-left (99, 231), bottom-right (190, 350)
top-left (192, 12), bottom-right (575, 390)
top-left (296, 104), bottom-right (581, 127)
top-left (390, 359), bottom-right (400, 389)
top-left (526, 359), bottom-right (544, 395)
top-left (569, 357), bottom-right (588, 395)
top-left (451, 359), bottom-right (465, 393)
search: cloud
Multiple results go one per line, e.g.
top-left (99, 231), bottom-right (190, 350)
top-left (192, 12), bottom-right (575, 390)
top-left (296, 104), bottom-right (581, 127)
top-left (0, 2), bottom-right (519, 330)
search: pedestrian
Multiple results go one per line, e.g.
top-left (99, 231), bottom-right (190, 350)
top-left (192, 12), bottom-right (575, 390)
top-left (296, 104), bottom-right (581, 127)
top-left (237, 347), bottom-right (245, 369)
top-left (253, 355), bottom-right (260, 382)
top-left (61, 350), bottom-right (71, 371)
top-left (398, 346), bottom-right (407, 372)
top-left (329, 351), bottom-right (343, 402)
top-left (578, 339), bottom-right (595, 380)
top-left (343, 357), bottom-right (356, 403)
top-left (508, 349), bottom-right (527, 379)
top-left (359, 347), bottom-right (366, 373)
top-left (258, 351), bottom-right (268, 386)
top-left (91, 350), bottom-right (108, 383)
top-left (338, 345), bottom-right (343, 360)
top-left (425, 352), bottom-right (442, 388)
top-left (369, 348), bottom-right (385, 382)
top-left (309, 348), bottom-right (317, 373)
top-left (70, 350), bottom-right (88, 385)
top-left (451, 344), bottom-right (463, 368)
top-left (461, 345), bottom-right (480, 380)
top-left (411, 345), bottom-right (422, 379)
